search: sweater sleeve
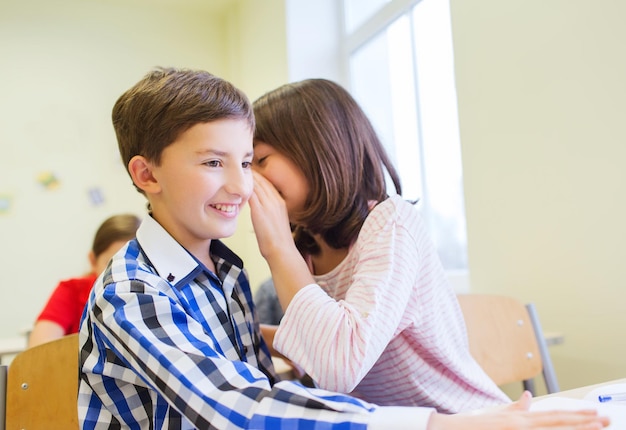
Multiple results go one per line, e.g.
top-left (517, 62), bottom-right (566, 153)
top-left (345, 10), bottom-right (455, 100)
top-left (274, 208), bottom-right (420, 393)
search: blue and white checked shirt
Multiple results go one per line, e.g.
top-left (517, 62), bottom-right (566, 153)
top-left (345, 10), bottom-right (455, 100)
top-left (78, 215), bottom-right (431, 429)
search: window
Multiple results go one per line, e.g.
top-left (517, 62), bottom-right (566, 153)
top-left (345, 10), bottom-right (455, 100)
top-left (344, 0), bottom-right (468, 277)
top-left (343, 0), bottom-right (391, 33)
top-left (285, 0), bottom-right (468, 290)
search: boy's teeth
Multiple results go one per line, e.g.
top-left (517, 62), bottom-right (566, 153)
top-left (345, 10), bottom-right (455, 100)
top-left (214, 204), bottom-right (236, 213)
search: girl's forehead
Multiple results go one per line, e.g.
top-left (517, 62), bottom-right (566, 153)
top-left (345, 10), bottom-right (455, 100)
top-left (253, 141), bottom-right (272, 150)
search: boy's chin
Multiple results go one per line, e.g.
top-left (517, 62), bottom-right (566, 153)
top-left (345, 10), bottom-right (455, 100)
top-left (212, 226), bottom-right (238, 240)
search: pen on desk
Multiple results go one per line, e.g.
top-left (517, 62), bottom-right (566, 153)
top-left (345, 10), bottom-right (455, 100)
top-left (598, 392), bottom-right (626, 402)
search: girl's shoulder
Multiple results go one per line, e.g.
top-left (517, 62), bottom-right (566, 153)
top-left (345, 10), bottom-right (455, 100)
top-left (369, 194), bottom-right (420, 222)
top-left (360, 195), bottom-right (424, 238)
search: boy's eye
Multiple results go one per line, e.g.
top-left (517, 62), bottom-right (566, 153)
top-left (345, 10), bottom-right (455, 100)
top-left (242, 161), bottom-right (252, 169)
top-left (205, 160), bottom-right (221, 167)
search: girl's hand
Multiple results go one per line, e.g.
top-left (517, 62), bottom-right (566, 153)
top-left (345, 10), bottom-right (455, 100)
top-left (249, 173), bottom-right (316, 310)
top-left (248, 171), bottom-right (295, 260)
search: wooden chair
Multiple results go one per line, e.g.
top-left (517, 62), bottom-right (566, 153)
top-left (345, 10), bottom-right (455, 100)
top-left (1, 364), bottom-right (6, 430)
top-left (4, 333), bottom-right (79, 429)
top-left (457, 294), bottom-right (560, 395)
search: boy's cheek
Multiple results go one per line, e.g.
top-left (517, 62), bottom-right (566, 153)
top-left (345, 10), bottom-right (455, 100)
top-left (245, 178), bottom-right (255, 199)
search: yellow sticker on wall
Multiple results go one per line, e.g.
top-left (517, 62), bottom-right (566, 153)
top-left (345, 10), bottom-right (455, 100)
top-left (36, 171), bottom-right (60, 190)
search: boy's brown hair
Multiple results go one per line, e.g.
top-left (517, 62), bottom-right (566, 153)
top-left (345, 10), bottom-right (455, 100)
top-left (253, 78), bottom-right (402, 254)
top-left (112, 67), bottom-right (255, 194)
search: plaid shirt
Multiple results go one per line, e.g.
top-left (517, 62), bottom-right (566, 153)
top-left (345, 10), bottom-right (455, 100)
top-left (78, 215), bottom-right (427, 429)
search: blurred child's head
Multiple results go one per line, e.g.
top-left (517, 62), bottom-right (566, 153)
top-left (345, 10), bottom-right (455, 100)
top-left (89, 213), bottom-right (140, 274)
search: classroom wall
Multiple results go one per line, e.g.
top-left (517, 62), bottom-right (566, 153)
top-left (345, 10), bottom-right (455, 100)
top-left (451, 0), bottom-right (626, 391)
top-left (0, 0), bottom-right (285, 338)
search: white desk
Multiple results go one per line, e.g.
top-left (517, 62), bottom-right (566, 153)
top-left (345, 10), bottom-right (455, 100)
top-left (539, 378), bottom-right (626, 400)
top-left (533, 378), bottom-right (626, 428)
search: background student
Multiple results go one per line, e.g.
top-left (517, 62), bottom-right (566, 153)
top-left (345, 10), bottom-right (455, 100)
top-left (28, 213), bottom-right (140, 348)
top-left (253, 277), bottom-right (283, 325)
top-left (78, 67), bottom-right (609, 430)
top-left (249, 78), bottom-right (510, 412)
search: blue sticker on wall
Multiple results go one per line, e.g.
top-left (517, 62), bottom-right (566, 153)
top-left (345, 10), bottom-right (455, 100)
top-left (88, 187), bottom-right (105, 206)
top-left (0, 194), bottom-right (12, 214)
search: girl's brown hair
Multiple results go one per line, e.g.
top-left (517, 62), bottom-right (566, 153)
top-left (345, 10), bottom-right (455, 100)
top-left (253, 79), bottom-right (402, 254)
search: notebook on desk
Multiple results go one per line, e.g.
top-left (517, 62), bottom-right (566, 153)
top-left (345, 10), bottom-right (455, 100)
top-left (532, 395), bottom-right (626, 429)
top-left (583, 383), bottom-right (626, 405)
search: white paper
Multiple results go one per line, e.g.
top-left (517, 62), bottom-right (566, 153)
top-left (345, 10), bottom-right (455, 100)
top-left (583, 383), bottom-right (626, 404)
top-left (531, 396), bottom-right (626, 429)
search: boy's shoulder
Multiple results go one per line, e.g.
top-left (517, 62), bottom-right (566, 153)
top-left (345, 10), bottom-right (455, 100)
top-left (91, 238), bottom-right (189, 309)
top-left (100, 238), bottom-right (160, 286)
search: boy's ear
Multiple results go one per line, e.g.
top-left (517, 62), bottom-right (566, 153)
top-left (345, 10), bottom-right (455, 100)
top-left (128, 155), bottom-right (160, 194)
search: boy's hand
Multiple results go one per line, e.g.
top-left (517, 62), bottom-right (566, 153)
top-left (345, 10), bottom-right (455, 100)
top-left (427, 391), bottom-right (610, 430)
top-left (428, 409), bottom-right (609, 430)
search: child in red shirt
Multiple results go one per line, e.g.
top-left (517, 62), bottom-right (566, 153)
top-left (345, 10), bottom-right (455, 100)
top-left (28, 213), bottom-right (140, 347)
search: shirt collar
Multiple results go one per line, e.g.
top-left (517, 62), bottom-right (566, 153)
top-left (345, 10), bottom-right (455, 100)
top-left (136, 215), bottom-right (201, 286)
top-left (135, 214), bottom-right (244, 286)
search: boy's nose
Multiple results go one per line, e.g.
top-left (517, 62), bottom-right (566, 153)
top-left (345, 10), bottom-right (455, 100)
top-left (225, 168), bottom-right (252, 196)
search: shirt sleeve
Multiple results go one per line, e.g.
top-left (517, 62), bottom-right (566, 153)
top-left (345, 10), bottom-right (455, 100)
top-left (274, 210), bottom-right (421, 393)
top-left (369, 407), bottom-right (435, 430)
top-left (87, 277), bottom-right (391, 429)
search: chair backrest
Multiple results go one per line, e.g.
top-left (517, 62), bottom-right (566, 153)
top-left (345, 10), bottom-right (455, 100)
top-left (1, 364), bottom-right (7, 430)
top-left (457, 294), bottom-right (559, 394)
top-left (5, 333), bottom-right (79, 429)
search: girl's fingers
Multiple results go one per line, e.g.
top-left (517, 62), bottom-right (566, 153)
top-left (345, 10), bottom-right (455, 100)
top-left (252, 171), bottom-right (280, 201)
